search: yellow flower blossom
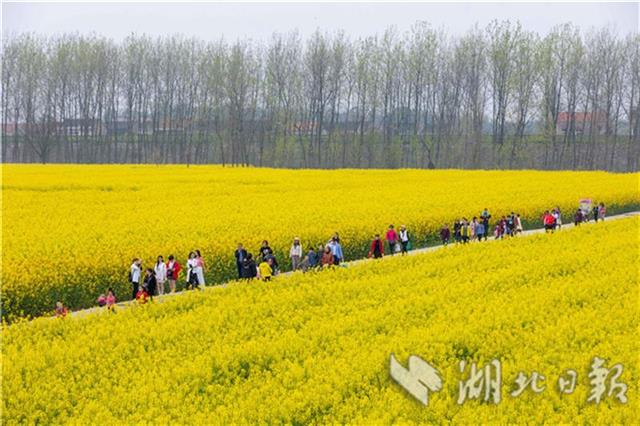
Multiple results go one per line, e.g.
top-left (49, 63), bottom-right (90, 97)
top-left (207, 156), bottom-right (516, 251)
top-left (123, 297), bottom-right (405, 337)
top-left (1, 217), bottom-right (638, 423)
top-left (2, 164), bottom-right (638, 319)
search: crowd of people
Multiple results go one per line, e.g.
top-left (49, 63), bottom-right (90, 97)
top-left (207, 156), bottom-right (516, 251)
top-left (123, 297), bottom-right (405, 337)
top-left (53, 201), bottom-right (609, 317)
top-left (437, 208), bottom-right (525, 244)
top-left (574, 201), bottom-right (607, 225)
top-left (234, 235), bottom-right (346, 281)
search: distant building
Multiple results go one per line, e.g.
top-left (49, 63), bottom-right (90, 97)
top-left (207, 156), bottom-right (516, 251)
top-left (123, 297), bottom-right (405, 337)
top-left (556, 111), bottom-right (606, 136)
top-left (61, 119), bottom-right (105, 137)
top-left (2, 122), bottom-right (57, 137)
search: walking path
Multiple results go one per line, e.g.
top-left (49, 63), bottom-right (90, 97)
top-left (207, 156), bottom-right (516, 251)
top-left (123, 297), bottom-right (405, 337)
top-left (69, 210), bottom-right (639, 319)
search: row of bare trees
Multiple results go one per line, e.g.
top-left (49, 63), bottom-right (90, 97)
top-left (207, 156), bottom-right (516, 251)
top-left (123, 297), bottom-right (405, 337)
top-left (2, 21), bottom-right (638, 171)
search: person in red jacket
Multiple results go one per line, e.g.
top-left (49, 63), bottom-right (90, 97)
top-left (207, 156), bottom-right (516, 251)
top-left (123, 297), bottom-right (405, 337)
top-left (543, 210), bottom-right (555, 232)
top-left (166, 255), bottom-right (181, 293)
top-left (369, 234), bottom-right (385, 259)
top-left (385, 225), bottom-right (398, 255)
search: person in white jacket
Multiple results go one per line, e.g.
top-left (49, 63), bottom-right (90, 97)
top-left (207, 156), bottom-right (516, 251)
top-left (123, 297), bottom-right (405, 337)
top-left (186, 252), bottom-right (198, 289)
top-left (290, 237), bottom-right (303, 271)
top-left (154, 255), bottom-right (167, 295)
top-left (194, 249), bottom-right (206, 289)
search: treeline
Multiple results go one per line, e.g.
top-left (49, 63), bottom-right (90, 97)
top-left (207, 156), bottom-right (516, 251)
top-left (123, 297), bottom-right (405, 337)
top-left (2, 21), bottom-right (639, 171)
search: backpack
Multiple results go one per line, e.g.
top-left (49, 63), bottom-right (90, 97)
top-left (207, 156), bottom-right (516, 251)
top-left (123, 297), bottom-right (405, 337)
top-left (128, 270), bottom-right (133, 283)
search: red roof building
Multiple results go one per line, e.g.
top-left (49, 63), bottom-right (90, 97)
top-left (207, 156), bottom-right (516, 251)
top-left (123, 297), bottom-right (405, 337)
top-left (557, 111), bottom-right (607, 135)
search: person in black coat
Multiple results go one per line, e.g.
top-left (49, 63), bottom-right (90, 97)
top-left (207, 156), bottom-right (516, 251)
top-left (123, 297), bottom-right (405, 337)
top-left (234, 243), bottom-right (248, 279)
top-left (241, 253), bottom-right (257, 279)
top-left (259, 240), bottom-right (278, 273)
top-left (259, 240), bottom-right (273, 260)
top-left (143, 268), bottom-right (157, 300)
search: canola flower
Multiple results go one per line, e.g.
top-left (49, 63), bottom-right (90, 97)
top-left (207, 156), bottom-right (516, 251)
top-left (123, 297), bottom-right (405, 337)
top-left (1, 217), bottom-right (638, 424)
top-left (2, 165), bottom-right (639, 319)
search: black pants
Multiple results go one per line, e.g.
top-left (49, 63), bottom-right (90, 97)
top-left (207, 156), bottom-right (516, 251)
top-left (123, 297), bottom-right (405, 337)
top-left (401, 241), bottom-right (409, 253)
top-left (388, 241), bottom-right (397, 254)
top-left (188, 272), bottom-right (199, 289)
top-left (236, 262), bottom-right (243, 278)
top-left (131, 282), bottom-right (139, 299)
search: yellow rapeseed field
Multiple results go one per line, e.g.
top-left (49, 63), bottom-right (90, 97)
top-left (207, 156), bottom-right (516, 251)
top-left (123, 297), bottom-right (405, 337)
top-left (2, 217), bottom-right (637, 423)
top-left (2, 165), bottom-right (639, 319)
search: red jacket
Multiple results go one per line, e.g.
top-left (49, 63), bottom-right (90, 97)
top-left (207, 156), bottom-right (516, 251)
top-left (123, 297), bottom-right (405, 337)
top-left (543, 214), bottom-right (555, 226)
top-left (369, 239), bottom-right (385, 256)
top-left (166, 261), bottom-right (181, 280)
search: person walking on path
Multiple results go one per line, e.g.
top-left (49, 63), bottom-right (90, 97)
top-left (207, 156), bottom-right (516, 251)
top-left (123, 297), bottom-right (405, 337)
top-left (290, 237), bottom-right (303, 271)
top-left (154, 256), bottom-right (167, 295)
top-left (475, 220), bottom-right (485, 241)
top-left (241, 253), bottom-right (257, 280)
top-left (194, 250), bottom-right (206, 289)
top-left (186, 252), bottom-right (199, 290)
top-left (453, 219), bottom-right (462, 243)
top-left (598, 202), bottom-right (606, 221)
top-left (399, 225), bottom-right (411, 255)
top-left (470, 217), bottom-right (478, 240)
top-left (505, 213), bottom-right (515, 236)
top-left (386, 225), bottom-right (398, 255)
top-left (592, 203), bottom-right (600, 222)
top-left (129, 258), bottom-right (142, 300)
top-left (481, 215), bottom-right (490, 241)
top-left (574, 209), bottom-right (584, 226)
top-left (328, 237), bottom-right (343, 265)
top-left (440, 224), bottom-right (451, 245)
top-left (166, 255), bottom-right (181, 293)
top-left (543, 210), bottom-right (555, 232)
top-left (234, 244), bottom-right (248, 279)
top-left (460, 218), bottom-right (470, 243)
top-left (514, 213), bottom-right (523, 234)
top-left (368, 234), bottom-right (385, 259)
top-left (553, 207), bottom-right (562, 230)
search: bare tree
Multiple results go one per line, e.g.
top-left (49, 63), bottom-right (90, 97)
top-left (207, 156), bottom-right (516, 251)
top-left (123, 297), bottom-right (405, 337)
top-left (2, 22), bottom-right (636, 171)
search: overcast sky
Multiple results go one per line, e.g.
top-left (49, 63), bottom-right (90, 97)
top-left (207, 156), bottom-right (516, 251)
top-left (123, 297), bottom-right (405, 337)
top-left (2, 1), bottom-right (638, 42)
